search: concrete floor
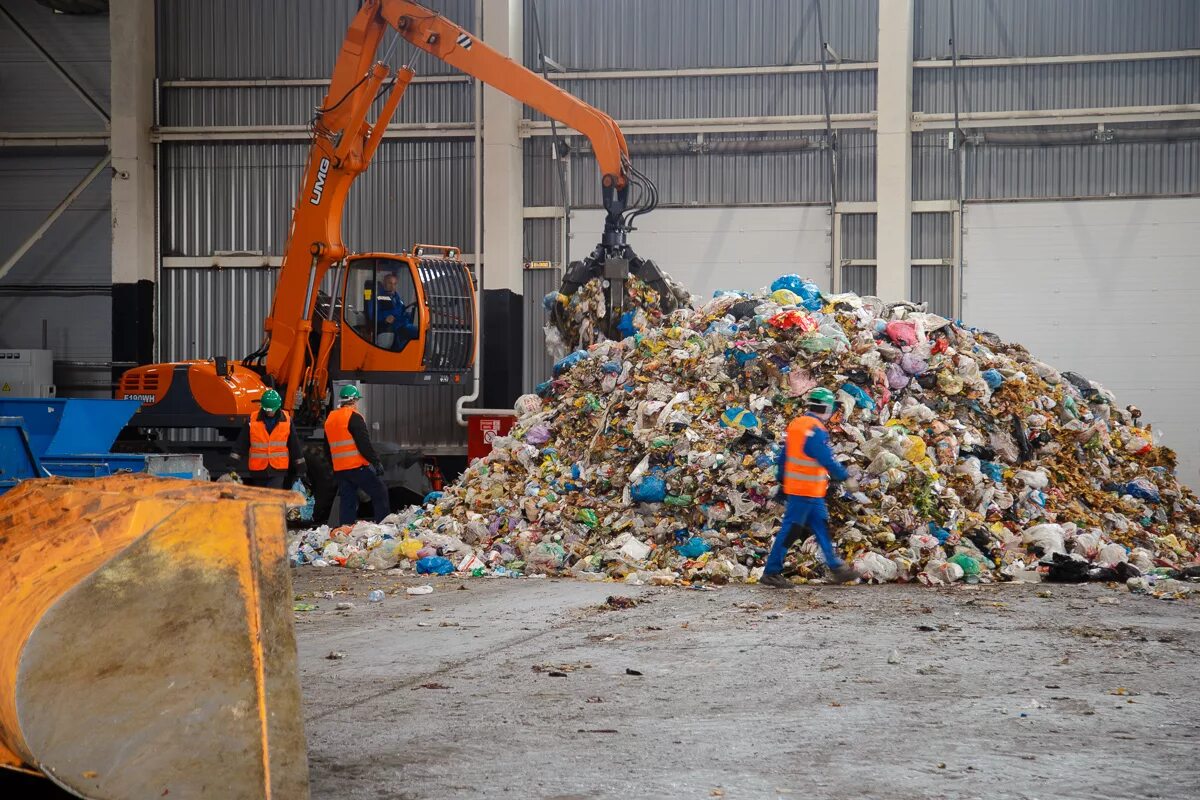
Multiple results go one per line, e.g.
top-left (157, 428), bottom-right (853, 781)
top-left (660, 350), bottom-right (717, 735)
top-left (292, 571), bottom-right (1199, 800)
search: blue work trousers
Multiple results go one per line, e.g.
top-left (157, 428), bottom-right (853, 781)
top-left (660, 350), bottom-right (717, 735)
top-left (336, 465), bottom-right (390, 524)
top-left (763, 495), bottom-right (843, 574)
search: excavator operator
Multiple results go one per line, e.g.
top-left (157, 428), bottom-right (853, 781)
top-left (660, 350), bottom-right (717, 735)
top-left (227, 388), bottom-right (306, 489)
top-left (366, 271), bottom-right (419, 351)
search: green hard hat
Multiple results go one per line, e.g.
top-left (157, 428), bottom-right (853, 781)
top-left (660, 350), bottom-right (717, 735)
top-left (259, 389), bottom-right (282, 411)
top-left (806, 387), bottom-right (837, 407)
top-left (339, 384), bottom-right (362, 401)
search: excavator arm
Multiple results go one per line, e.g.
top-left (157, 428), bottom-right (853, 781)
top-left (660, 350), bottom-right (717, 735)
top-left (377, 0), bottom-right (676, 327)
top-left (259, 0), bottom-right (670, 407)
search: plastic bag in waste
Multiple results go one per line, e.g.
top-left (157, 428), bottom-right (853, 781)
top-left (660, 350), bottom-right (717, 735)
top-left (720, 407), bottom-right (760, 429)
top-left (1022, 524), bottom-right (1067, 556)
top-left (630, 475), bottom-right (667, 503)
top-left (415, 556), bottom-right (455, 575)
top-left (553, 350), bottom-right (587, 376)
top-left (674, 536), bottom-right (711, 559)
top-left (899, 353), bottom-right (928, 376)
top-left (885, 320), bottom-right (918, 347)
top-left (854, 551), bottom-right (898, 583)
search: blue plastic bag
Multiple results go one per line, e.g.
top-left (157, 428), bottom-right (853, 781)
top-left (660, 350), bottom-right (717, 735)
top-left (928, 522), bottom-right (952, 543)
top-left (601, 360), bottom-right (622, 374)
top-left (720, 407), bottom-right (760, 429)
top-left (630, 475), bottom-right (667, 503)
top-left (416, 556), bottom-right (455, 575)
top-left (535, 379), bottom-right (553, 397)
top-left (840, 382), bottom-right (876, 411)
top-left (616, 311), bottom-right (637, 338)
top-left (982, 369), bottom-right (1004, 389)
top-left (980, 461), bottom-right (1004, 482)
top-left (553, 350), bottom-right (587, 376)
top-left (674, 536), bottom-right (711, 559)
top-left (769, 274), bottom-right (823, 311)
top-left (422, 490), bottom-right (443, 506)
top-left (1115, 478), bottom-right (1160, 503)
top-left (291, 480), bottom-right (315, 522)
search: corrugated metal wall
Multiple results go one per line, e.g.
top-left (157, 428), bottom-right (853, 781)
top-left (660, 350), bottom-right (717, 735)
top-left (524, 0), bottom-right (880, 69)
top-left (913, 0), bottom-right (1200, 58)
top-left (0, 1), bottom-right (111, 396)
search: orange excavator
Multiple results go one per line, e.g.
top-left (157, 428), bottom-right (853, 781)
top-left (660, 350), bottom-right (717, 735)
top-left (3, 2), bottom-right (667, 798)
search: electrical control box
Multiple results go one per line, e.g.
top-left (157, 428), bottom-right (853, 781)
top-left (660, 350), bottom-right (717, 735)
top-left (0, 350), bottom-right (56, 398)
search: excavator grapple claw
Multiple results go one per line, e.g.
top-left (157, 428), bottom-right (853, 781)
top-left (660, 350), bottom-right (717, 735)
top-left (0, 475), bottom-right (309, 800)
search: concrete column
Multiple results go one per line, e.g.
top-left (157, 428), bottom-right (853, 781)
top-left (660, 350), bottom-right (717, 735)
top-left (875, 0), bottom-right (914, 303)
top-left (480, 0), bottom-right (524, 295)
top-left (479, 0), bottom-right (524, 406)
top-left (110, 0), bottom-right (156, 375)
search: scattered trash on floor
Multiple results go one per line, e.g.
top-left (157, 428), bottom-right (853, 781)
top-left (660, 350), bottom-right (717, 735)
top-left (289, 274), bottom-right (1200, 591)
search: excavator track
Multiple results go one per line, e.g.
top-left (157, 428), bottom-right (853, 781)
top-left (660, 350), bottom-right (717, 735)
top-left (0, 475), bottom-right (309, 800)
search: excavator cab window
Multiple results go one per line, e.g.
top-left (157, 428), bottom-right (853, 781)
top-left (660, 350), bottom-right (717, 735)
top-left (342, 257), bottom-right (420, 353)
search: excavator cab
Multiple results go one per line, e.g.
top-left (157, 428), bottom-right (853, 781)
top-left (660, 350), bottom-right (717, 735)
top-left (333, 245), bottom-right (475, 386)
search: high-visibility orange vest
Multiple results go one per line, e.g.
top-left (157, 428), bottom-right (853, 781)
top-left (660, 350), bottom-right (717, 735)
top-left (782, 415), bottom-right (829, 498)
top-left (325, 406), bottom-right (370, 472)
top-left (248, 411), bottom-right (292, 471)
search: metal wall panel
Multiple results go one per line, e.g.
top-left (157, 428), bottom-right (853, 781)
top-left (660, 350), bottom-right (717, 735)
top-left (526, 71), bottom-right (876, 122)
top-left (962, 198), bottom-right (1200, 485)
top-left (522, 266), bottom-right (560, 393)
top-left (525, 0), bottom-right (879, 70)
top-left (914, 0), bottom-right (1200, 59)
top-left (910, 264), bottom-right (953, 317)
top-left (912, 212), bottom-right (952, 259)
top-left (913, 130), bottom-right (959, 200)
top-left (965, 136), bottom-right (1200, 199)
top-left (914, 58), bottom-right (1200, 114)
top-left (525, 134), bottom-right (836, 207)
top-left (841, 265), bottom-right (876, 297)
top-left (837, 129), bottom-right (877, 202)
top-left (156, 0), bottom-right (475, 79)
top-left (0, 0), bottom-right (110, 131)
top-left (161, 139), bottom-right (475, 257)
top-left (161, 82), bottom-right (473, 127)
top-left (158, 266), bottom-right (467, 450)
top-left (841, 212), bottom-right (876, 260)
top-left (522, 217), bottom-right (560, 266)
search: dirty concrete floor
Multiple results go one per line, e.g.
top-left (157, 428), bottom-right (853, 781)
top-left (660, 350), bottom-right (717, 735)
top-left (292, 571), bottom-right (1199, 800)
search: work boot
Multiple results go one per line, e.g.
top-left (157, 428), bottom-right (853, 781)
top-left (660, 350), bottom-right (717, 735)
top-left (828, 563), bottom-right (858, 584)
top-left (759, 572), bottom-right (794, 589)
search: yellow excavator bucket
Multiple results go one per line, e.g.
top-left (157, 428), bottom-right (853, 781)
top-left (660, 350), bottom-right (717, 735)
top-left (0, 475), bottom-right (309, 799)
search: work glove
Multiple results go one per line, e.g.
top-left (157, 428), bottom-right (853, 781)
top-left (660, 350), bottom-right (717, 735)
top-left (373, 462), bottom-right (385, 477)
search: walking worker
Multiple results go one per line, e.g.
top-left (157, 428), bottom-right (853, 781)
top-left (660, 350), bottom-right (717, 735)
top-left (228, 388), bottom-right (306, 489)
top-left (324, 384), bottom-right (390, 524)
top-left (760, 387), bottom-right (858, 588)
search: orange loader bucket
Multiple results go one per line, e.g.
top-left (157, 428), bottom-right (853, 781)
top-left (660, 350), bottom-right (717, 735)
top-left (0, 475), bottom-right (309, 799)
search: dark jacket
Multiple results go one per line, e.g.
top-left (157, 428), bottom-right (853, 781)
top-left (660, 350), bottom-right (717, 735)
top-left (229, 409), bottom-right (305, 475)
top-left (343, 405), bottom-right (381, 466)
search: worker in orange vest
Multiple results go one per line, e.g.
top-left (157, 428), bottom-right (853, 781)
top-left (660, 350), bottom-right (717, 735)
top-left (324, 384), bottom-right (389, 524)
top-left (228, 388), bottom-right (306, 489)
top-left (760, 387), bottom-right (858, 588)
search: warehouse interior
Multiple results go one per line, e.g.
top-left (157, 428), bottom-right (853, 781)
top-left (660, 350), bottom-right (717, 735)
top-left (2, 1), bottom-right (1199, 798)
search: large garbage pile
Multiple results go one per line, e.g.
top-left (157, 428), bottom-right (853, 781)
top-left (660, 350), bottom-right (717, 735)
top-left (291, 275), bottom-right (1200, 590)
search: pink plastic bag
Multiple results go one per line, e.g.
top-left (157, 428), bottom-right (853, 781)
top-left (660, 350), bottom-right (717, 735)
top-left (787, 368), bottom-right (818, 396)
top-left (885, 320), bottom-right (918, 347)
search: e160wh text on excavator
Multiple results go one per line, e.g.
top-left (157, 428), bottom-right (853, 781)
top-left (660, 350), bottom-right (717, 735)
top-left (2, 2), bottom-right (667, 798)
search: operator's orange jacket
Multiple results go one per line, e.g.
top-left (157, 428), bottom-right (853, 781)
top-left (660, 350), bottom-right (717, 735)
top-left (325, 406), bottom-right (371, 471)
top-left (782, 415), bottom-right (830, 498)
top-left (248, 412), bottom-right (293, 471)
